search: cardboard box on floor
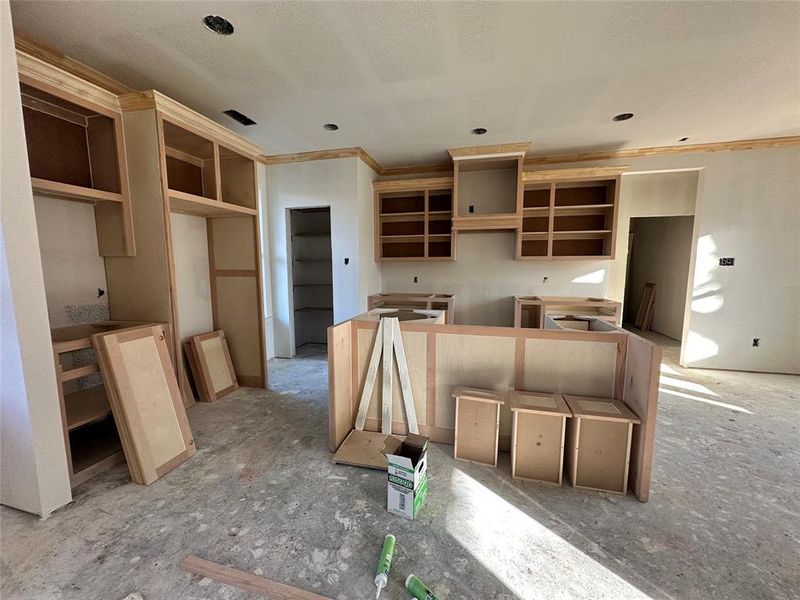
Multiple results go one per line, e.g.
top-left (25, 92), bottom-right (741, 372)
top-left (383, 433), bottom-right (429, 520)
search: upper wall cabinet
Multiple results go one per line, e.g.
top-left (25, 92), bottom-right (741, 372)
top-left (449, 142), bottom-right (529, 232)
top-left (372, 143), bottom-right (626, 262)
top-left (374, 177), bottom-right (454, 261)
top-left (17, 51), bottom-right (135, 256)
top-left (518, 166), bottom-right (627, 260)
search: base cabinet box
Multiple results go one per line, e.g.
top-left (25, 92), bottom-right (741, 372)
top-left (384, 433), bottom-right (429, 520)
top-left (563, 395), bottom-right (640, 494)
top-left (509, 391), bottom-right (572, 485)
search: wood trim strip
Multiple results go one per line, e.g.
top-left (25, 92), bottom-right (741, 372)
top-left (259, 136), bottom-right (800, 177)
top-left (17, 52), bottom-right (121, 117)
top-left (522, 166), bottom-right (629, 182)
top-left (260, 147), bottom-right (362, 166)
top-left (180, 555), bottom-right (333, 600)
top-left (524, 136), bottom-right (800, 165)
top-left (373, 177), bottom-right (454, 193)
top-left (15, 33), bottom-right (134, 95)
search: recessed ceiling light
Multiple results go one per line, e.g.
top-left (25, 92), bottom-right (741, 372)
top-left (323, 123), bottom-right (339, 131)
top-left (471, 127), bottom-right (487, 135)
top-left (203, 15), bottom-right (234, 35)
top-left (679, 137), bottom-right (689, 142)
top-left (612, 113), bottom-right (634, 122)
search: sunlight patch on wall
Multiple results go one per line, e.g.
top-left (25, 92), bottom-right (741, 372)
top-left (571, 269), bottom-right (606, 284)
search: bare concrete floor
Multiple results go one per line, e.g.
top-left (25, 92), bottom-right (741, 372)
top-left (2, 340), bottom-right (798, 600)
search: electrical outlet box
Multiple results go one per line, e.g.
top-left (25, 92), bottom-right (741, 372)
top-left (469, 205), bottom-right (475, 213)
top-left (719, 257), bottom-right (735, 266)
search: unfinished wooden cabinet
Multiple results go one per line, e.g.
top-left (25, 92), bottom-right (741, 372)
top-left (51, 321), bottom-right (157, 487)
top-left (368, 293), bottom-right (455, 323)
top-left (449, 142), bottom-right (528, 232)
top-left (373, 178), bottom-right (454, 260)
top-left (101, 90), bottom-right (267, 403)
top-left (563, 395), bottom-right (640, 494)
top-left (17, 51), bottom-right (134, 256)
top-left (517, 166), bottom-right (627, 260)
top-left (452, 387), bottom-right (504, 467)
top-left (509, 391), bottom-right (571, 484)
top-left (514, 296), bottom-right (622, 328)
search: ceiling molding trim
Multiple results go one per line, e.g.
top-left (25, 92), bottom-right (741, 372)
top-left (448, 142), bottom-right (531, 160)
top-left (523, 136), bottom-right (800, 166)
top-left (259, 136), bottom-right (800, 176)
top-left (380, 163), bottom-right (453, 177)
top-left (522, 166), bottom-right (629, 183)
top-left (259, 147), bottom-right (362, 166)
top-left (356, 148), bottom-right (382, 175)
top-left (17, 50), bottom-right (121, 116)
top-left (14, 32), bottom-right (134, 96)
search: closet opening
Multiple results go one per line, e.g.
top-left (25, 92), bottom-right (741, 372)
top-left (289, 208), bottom-right (333, 356)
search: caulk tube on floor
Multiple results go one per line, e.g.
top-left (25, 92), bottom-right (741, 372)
top-left (405, 574), bottom-right (440, 600)
top-left (374, 534), bottom-right (396, 599)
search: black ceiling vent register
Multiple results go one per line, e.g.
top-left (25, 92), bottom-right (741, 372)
top-left (203, 15), bottom-right (234, 36)
top-left (223, 109), bottom-right (257, 126)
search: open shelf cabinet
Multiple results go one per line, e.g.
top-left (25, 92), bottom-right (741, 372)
top-left (18, 77), bottom-right (134, 256)
top-left (516, 167), bottom-right (626, 260)
top-left (374, 178), bottom-right (454, 261)
top-left (161, 119), bottom-right (257, 218)
top-left (50, 322), bottom-right (157, 488)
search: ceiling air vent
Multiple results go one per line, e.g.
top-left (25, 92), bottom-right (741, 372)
top-left (223, 109), bottom-right (257, 126)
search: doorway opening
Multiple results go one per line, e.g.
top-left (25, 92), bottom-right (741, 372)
top-left (289, 208), bottom-right (333, 356)
top-left (623, 216), bottom-right (695, 356)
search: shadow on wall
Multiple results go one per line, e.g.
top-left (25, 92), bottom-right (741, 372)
top-left (685, 235), bottom-right (721, 364)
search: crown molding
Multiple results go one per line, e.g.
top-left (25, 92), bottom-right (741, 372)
top-left (523, 136), bottom-right (800, 166)
top-left (15, 32), bottom-right (134, 96)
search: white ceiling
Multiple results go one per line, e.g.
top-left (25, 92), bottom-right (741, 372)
top-left (10, 1), bottom-right (800, 166)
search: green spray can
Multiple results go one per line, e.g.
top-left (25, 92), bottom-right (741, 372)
top-left (405, 574), bottom-right (440, 600)
top-left (374, 534), bottom-right (396, 599)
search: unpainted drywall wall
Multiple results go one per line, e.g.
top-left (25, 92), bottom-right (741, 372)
top-left (265, 157), bottom-right (379, 357)
top-left (170, 213), bottom-right (213, 344)
top-left (33, 195), bottom-right (109, 327)
top-left (0, 0), bottom-right (72, 516)
top-left (256, 163), bottom-right (276, 360)
top-left (626, 216), bottom-right (695, 340)
top-left (536, 149), bottom-right (798, 374)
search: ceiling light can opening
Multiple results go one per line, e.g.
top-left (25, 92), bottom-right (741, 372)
top-left (612, 113), bottom-right (634, 122)
top-left (203, 15), bottom-right (234, 35)
top-left (323, 123), bottom-right (339, 131)
top-left (471, 127), bottom-right (487, 135)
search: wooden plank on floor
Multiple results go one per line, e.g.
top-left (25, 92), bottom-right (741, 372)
top-left (180, 555), bottom-right (333, 599)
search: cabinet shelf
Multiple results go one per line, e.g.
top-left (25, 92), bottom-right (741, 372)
top-left (169, 189), bottom-right (257, 218)
top-left (65, 385), bottom-right (113, 431)
top-left (293, 233), bottom-right (331, 238)
top-left (32, 178), bottom-right (124, 204)
top-left (380, 211), bottom-right (424, 217)
top-left (294, 307), bottom-right (333, 313)
top-left (554, 203), bottom-right (613, 216)
top-left (294, 283), bottom-right (332, 288)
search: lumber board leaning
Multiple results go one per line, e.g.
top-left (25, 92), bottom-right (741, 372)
top-left (180, 555), bottom-right (332, 599)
